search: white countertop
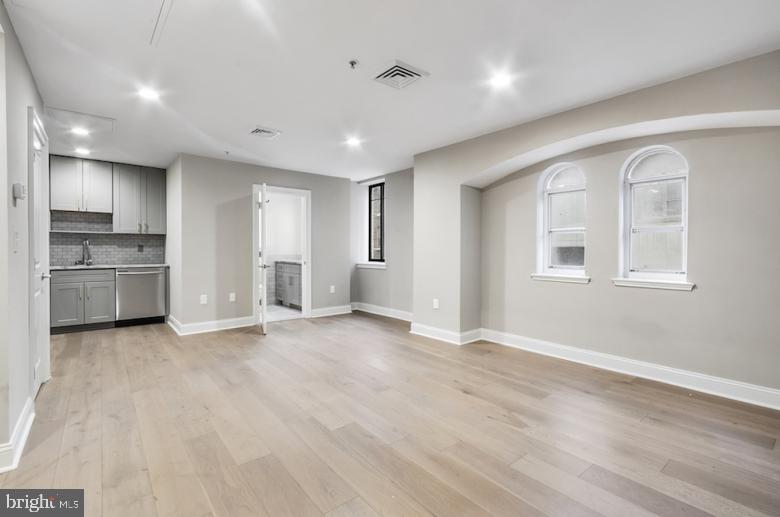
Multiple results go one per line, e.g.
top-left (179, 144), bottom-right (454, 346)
top-left (51, 264), bottom-right (169, 271)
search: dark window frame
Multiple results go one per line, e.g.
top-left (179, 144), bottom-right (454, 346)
top-left (368, 182), bottom-right (385, 262)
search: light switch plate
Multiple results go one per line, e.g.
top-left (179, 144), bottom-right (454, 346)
top-left (432, 298), bottom-right (439, 310)
top-left (200, 294), bottom-right (208, 305)
top-left (229, 292), bottom-right (236, 302)
top-left (329, 285), bottom-right (335, 294)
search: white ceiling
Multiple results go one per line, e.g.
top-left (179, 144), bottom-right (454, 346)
top-left (7, 0), bottom-right (780, 179)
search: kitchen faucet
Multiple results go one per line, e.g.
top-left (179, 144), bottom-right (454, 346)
top-left (76, 239), bottom-right (93, 266)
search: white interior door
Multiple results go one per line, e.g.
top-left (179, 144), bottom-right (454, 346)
top-left (28, 107), bottom-right (50, 395)
top-left (260, 183), bottom-right (269, 334)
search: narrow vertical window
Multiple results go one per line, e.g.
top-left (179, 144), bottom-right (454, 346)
top-left (534, 163), bottom-right (588, 281)
top-left (368, 182), bottom-right (384, 262)
top-left (615, 145), bottom-right (693, 290)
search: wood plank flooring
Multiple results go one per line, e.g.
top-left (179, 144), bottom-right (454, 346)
top-left (2, 312), bottom-right (779, 516)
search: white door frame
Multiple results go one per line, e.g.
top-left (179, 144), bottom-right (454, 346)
top-left (252, 184), bottom-right (312, 327)
top-left (28, 106), bottom-right (50, 393)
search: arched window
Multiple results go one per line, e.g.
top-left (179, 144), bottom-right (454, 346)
top-left (616, 145), bottom-right (693, 290)
top-left (533, 163), bottom-right (588, 282)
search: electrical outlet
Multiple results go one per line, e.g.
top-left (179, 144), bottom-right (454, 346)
top-left (432, 298), bottom-right (439, 310)
top-left (229, 292), bottom-right (236, 302)
top-left (329, 285), bottom-right (335, 294)
top-left (200, 294), bottom-right (208, 305)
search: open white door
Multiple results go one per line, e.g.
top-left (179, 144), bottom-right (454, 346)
top-left (28, 107), bottom-right (50, 394)
top-left (260, 183), bottom-right (269, 334)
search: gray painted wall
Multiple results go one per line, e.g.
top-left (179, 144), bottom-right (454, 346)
top-left (165, 156), bottom-right (183, 320)
top-left (460, 185), bottom-right (481, 331)
top-left (0, 4), bottom-right (44, 441)
top-left (482, 128), bottom-right (780, 389)
top-left (350, 169), bottom-right (414, 314)
top-left (172, 154), bottom-right (350, 324)
top-left (413, 50), bottom-right (780, 337)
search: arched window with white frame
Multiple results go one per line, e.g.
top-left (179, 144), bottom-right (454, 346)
top-left (615, 145), bottom-right (694, 290)
top-left (533, 163), bottom-right (589, 283)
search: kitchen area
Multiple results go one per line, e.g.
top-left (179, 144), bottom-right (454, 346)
top-left (49, 155), bottom-right (169, 332)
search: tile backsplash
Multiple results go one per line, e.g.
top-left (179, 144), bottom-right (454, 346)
top-left (50, 233), bottom-right (166, 266)
top-left (51, 210), bottom-right (113, 232)
top-left (49, 211), bottom-right (165, 266)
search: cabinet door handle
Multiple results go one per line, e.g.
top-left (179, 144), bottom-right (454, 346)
top-left (138, 222), bottom-right (142, 233)
top-left (79, 286), bottom-right (83, 300)
top-left (86, 286), bottom-right (90, 300)
top-left (144, 222), bottom-right (149, 233)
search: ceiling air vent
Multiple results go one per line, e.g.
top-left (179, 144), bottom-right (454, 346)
top-left (249, 126), bottom-right (281, 139)
top-left (374, 60), bottom-right (429, 90)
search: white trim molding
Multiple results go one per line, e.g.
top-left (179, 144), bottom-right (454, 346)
top-left (167, 315), bottom-right (256, 336)
top-left (311, 305), bottom-right (353, 318)
top-left (406, 324), bottom-right (780, 409)
top-left (0, 397), bottom-right (35, 473)
top-left (531, 273), bottom-right (591, 284)
top-left (409, 323), bottom-right (482, 346)
top-left (479, 328), bottom-right (780, 411)
top-left (356, 262), bottom-right (387, 270)
top-left (612, 278), bottom-right (695, 291)
top-left (352, 302), bottom-right (412, 322)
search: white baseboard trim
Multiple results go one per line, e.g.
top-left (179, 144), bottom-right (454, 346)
top-left (409, 322), bottom-right (482, 345)
top-left (311, 305), bottom-right (353, 318)
top-left (481, 328), bottom-right (780, 411)
top-left (167, 314), bottom-right (256, 336)
top-left (0, 397), bottom-right (35, 473)
top-left (406, 323), bottom-right (780, 410)
top-left (351, 302), bottom-right (412, 322)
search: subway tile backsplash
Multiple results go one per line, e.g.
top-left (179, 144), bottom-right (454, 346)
top-left (51, 210), bottom-right (113, 232)
top-left (49, 211), bottom-right (165, 266)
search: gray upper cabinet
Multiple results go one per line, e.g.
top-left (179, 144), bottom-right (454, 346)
top-left (113, 165), bottom-right (165, 234)
top-left (142, 167), bottom-right (166, 234)
top-left (51, 282), bottom-right (84, 327)
top-left (113, 164), bottom-right (143, 233)
top-left (85, 281), bottom-right (116, 324)
top-left (50, 156), bottom-right (113, 213)
top-left (82, 160), bottom-right (113, 213)
top-left (50, 156), bottom-right (83, 211)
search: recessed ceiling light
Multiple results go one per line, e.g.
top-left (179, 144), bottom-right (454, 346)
top-left (75, 147), bottom-right (90, 155)
top-left (345, 136), bottom-right (362, 147)
top-left (488, 71), bottom-right (514, 90)
top-left (71, 127), bottom-right (90, 136)
top-left (138, 87), bottom-right (160, 101)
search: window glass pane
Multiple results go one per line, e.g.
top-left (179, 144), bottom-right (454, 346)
top-left (549, 190), bottom-right (585, 229)
top-left (632, 180), bottom-right (682, 227)
top-left (369, 182), bottom-right (383, 261)
top-left (370, 184), bottom-right (383, 201)
top-left (630, 230), bottom-right (682, 272)
top-left (550, 232), bottom-right (584, 268)
top-left (629, 151), bottom-right (687, 180)
top-left (548, 166), bottom-right (585, 190)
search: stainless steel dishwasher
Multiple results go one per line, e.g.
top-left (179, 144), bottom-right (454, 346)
top-left (116, 267), bottom-right (169, 320)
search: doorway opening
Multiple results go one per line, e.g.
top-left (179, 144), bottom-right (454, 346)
top-left (252, 184), bottom-right (311, 333)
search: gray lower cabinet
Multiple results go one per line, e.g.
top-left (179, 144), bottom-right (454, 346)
top-left (85, 281), bottom-right (116, 323)
top-left (274, 262), bottom-right (302, 307)
top-left (51, 269), bottom-right (116, 328)
top-left (51, 282), bottom-right (85, 327)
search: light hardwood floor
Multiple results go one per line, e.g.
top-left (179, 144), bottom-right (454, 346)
top-left (2, 312), bottom-right (779, 516)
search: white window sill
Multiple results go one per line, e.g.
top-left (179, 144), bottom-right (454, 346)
top-left (531, 273), bottom-right (591, 284)
top-left (612, 278), bottom-right (695, 291)
top-left (356, 262), bottom-right (386, 270)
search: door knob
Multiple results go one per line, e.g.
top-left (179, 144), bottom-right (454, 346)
top-left (41, 272), bottom-right (51, 280)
